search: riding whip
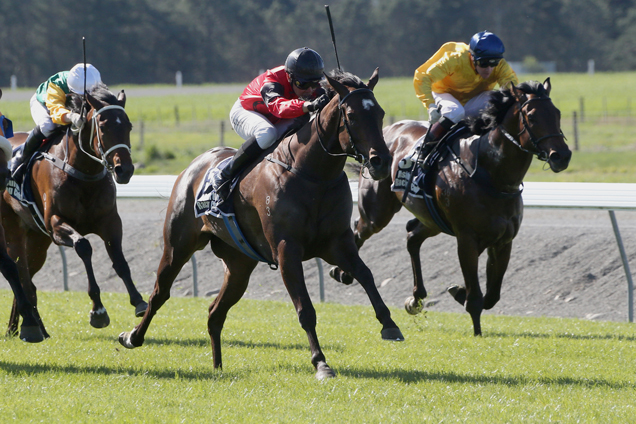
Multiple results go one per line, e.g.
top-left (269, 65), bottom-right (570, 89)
top-left (324, 5), bottom-right (341, 70)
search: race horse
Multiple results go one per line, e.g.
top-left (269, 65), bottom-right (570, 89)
top-left (2, 83), bottom-right (147, 339)
top-left (330, 79), bottom-right (571, 336)
top-left (119, 69), bottom-right (403, 379)
top-left (0, 88), bottom-right (44, 342)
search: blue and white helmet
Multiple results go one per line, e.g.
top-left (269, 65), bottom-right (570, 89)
top-left (469, 31), bottom-right (505, 61)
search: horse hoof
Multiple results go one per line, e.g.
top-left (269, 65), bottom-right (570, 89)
top-left (329, 267), bottom-right (354, 285)
top-left (119, 331), bottom-right (138, 349)
top-left (315, 362), bottom-right (336, 380)
top-left (381, 327), bottom-right (404, 341)
top-left (89, 307), bottom-right (111, 328)
top-left (19, 326), bottom-right (45, 343)
top-left (447, 285), bottom-right (467, 305)
top-left (404, 296), bottom-right (423, 315)
top-left (135, 301), bottom-right (148, 317)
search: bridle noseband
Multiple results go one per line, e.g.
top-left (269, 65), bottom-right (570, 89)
top-left (499, 96), bottom-right (566, 162)
top-left (76, 104), bottom-right (131, 171)
top-left (315, 88), bottom-right (376, 165)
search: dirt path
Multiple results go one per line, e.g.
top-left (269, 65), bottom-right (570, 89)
top-left (30, 198), bottom-right (636, 323)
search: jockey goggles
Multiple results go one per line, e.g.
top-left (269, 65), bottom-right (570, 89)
top-left (475, 57), bottom-right (502, 68)
top-left (293, 78), bottom-right (322, 90)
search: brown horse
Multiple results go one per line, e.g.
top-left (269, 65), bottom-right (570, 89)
top-left (0, 89), bottom-right (44, 342)
top-left (119, 69), bottom-right (403, 379)
top-left (2, 83), bottom-right (147, 339)
top-left (330, 79), bottom-right (571, 336)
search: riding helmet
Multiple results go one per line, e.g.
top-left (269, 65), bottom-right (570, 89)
top-left (285, 47), bottom-right (324, 83)
top-left (469, 31), bottom-right (505, 60)
top-left (68, 63), bottom-right (102, 95)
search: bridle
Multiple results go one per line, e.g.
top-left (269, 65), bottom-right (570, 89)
top-left (315, 87), bottom-right (377, 166)
top-left (499, 96), bottom-right (566, 162)
top-left (76, 104), bottom-right (131, 172)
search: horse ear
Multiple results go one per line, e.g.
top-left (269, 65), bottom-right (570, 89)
top-left (543, 77), bottom-right (551, 96)
top-left (0, 88), bottom-right (3, 100)
top-left (117, 90), bottom-right (126, 108)
top-left (510, 82), bottom-right (523, 101)
top-left (367, 67), bottom-right (379, 91)
top-left (86, 92), bottom-right (100, 111)
top-left (325, 73), bottom-right (349, 98)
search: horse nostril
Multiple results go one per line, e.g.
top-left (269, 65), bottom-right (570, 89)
top-left (369, 155), bottom-right (383, 169)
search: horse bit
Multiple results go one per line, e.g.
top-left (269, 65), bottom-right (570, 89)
top-left (315, 88), bottom-right (376, 166)
top-left (75, 104), bottom-right (131, 172)
top-left (499, 96), bottom-right (566, 162)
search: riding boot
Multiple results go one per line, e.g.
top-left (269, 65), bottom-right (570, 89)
top-left (420, 116), bottom-right (454, 172)
top-left (11, 126), bottom-right (46, 177)
top-left (212, 136), bottom-right (263, 203)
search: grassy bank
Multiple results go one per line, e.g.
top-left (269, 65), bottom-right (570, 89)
top-left (2, 72), bottom-right (635, 180)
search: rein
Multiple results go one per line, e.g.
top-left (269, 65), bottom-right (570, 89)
top-left (498, 97), bottom-right (566, 162)
top-left (76, 104), bottom-right (131, 171)
top-left (315, 88), bottom-right (375, 165)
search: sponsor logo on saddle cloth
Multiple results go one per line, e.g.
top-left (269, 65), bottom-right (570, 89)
top-left (194, 157), bottom-right (236, 218)
top-left (391, 137), bottom-right (425, 198)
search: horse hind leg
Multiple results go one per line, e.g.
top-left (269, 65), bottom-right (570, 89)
top-left (206, 242), bottom-right (258, 370)
top-left (0, 253), bottom-right (44, 342)
top-left (119, 237), bottom-right (199, 350)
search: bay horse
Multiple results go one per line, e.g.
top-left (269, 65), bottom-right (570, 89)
top-left (330, 79), bottom-right (571, 336)
top-left (2, 83), bottom-right (147, 339)
top-left (119, 69), bottom-right (403, 379)
top-left (0, 88), bottom-right (44, 342)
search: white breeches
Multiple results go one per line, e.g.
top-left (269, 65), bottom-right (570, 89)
top-left (229, 99), bottom-right (296, 149)
top-left (432, 91), bottom-right (494, 123)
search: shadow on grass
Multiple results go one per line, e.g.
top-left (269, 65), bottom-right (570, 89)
top-left (336, 366), bottom-right (633, 389)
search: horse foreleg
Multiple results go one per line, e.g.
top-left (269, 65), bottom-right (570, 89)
top-left (51, 216), bottom-right (109, 329)
top-left (455, 237), bottom-right (484, 336)
top-left (278, 244), bottom-right (335, 380)
top-left (102, 227), bottom-right (148, 316)
top-left (207, 241), bottom-right (257, 370)
top-left (404, 218), bottom-right (437, 315)
top-left (484, 242), bottom-right (512, 310)
top-left (329, 177), bottom-right (399, 286)
top-left (327, 234), bottom-right (404, 342)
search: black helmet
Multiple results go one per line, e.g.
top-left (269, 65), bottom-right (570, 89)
top-left (285, 47), bottom-right (324, 83)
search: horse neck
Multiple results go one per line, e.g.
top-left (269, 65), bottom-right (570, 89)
top-left (63, 129), bottom-right (105, 174)
top-left (480, 110), bottom-right (534, 189)
top-left (284, 107), bottom-right (348, 181)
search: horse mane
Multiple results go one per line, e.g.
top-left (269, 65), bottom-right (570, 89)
top-left (66, 82), bottom-right (118, 113)
top-left (468, 81), bottom-right (549, 135)
top-left (321, 69), bottom-right (367, 99)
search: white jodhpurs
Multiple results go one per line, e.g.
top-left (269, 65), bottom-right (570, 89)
top-left (229, 99), bottom-right (296, 149)
top-left (432, 91), bottom-right (494, 124)
top-left (29, 93), bottom-right (60, 137)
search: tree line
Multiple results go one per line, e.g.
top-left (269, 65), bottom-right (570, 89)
top-left (1, 0), bottom-right (634, 88)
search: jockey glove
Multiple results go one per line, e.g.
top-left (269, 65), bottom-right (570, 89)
top-left (68, 112), bottom-right (85, 128)
top-left (305, 94), bottom-right (329, 112)
top-left (428, 104), bottom-right (442, 125)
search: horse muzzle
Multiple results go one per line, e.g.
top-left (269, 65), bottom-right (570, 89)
top-left (366, 151), bottom-right (392, 180)
top-left (547, 147), bottom-right (572, 173)
top-left (113, 159), bottom-right (135, 184)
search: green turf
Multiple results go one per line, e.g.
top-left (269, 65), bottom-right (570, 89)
top-left (1, 290), bottom-right (635, 423)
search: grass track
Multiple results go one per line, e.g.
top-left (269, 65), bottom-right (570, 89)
top-left (1, 290), bottom-right (635, 423)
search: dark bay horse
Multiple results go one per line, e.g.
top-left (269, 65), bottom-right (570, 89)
top-left (2, 84), bottom-right (147, 339)
top-left (330, 79), bottom-right (571, 335)
top-left (0, 89), bottom-right (44, 342)
top-left (119, 69), bottom-right (403, 379)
